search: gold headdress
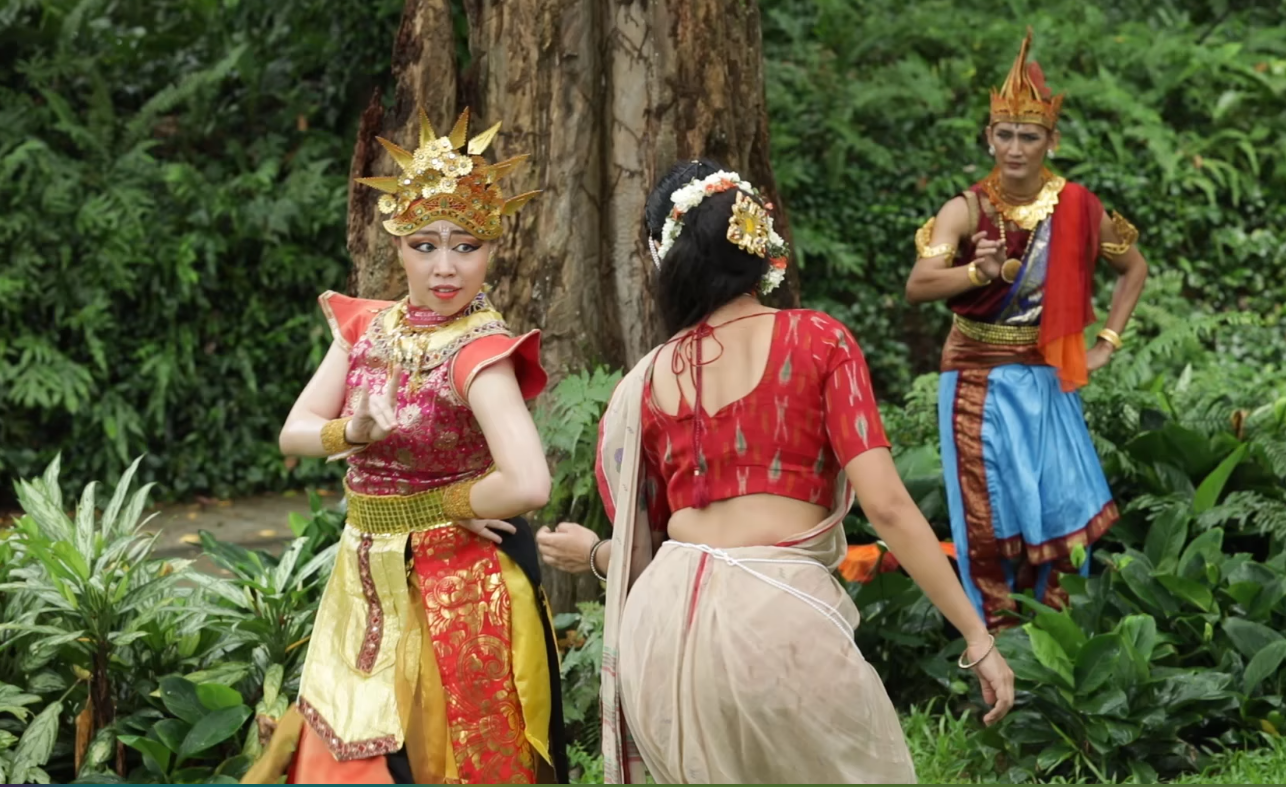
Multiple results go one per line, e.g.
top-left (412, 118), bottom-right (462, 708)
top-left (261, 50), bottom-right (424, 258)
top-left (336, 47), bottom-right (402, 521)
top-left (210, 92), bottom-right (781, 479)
top-left (989, 28), bottom-right (1063, 129)
top-left (355, 107), bottom-right (540, 239)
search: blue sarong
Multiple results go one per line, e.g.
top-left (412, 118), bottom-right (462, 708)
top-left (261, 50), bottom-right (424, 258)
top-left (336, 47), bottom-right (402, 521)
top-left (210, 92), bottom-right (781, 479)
top-left (938, 362), bottom-right (1116, 628)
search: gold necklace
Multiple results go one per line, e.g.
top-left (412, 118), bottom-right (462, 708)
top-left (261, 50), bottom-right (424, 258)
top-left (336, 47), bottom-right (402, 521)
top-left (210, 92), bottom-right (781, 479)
top-left (982, 168), bottom-right (1066, 231)
top-left (996, 219), bottom-right (1039, 284)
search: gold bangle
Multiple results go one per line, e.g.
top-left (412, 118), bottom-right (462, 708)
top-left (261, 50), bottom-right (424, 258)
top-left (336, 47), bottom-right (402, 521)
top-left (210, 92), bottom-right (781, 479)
top-left (1097, 328), bottom-right (1124, 350)
top-left (321, 417), bottom-right (358, 455)
top-left (967, 262), bottom-right (991, 287)
top-left (441, 475), bottom-right (480, 521)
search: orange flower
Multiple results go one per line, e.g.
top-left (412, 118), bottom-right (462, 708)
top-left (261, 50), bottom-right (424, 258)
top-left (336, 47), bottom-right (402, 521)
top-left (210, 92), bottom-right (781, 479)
top-left (839, 542), bottom-right (957, 584)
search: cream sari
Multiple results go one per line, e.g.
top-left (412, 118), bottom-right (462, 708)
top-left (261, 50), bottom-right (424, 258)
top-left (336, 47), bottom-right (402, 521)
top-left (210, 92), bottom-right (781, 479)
top-left (597, 351), bottom-right (916, 784)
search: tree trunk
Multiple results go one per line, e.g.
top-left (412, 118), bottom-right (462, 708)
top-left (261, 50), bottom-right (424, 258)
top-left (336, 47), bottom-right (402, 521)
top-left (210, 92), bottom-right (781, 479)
top-left (348, 0), bottom-right (795, 614)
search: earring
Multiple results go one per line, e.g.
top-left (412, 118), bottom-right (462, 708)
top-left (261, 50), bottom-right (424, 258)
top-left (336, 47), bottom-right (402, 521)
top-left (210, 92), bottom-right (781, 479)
top-left (988, 144), bottom-right (996, 156)
top-left (1048, 149), bottom-right (1057, 159)
top-left (647, 236), bottom-right (663, 270)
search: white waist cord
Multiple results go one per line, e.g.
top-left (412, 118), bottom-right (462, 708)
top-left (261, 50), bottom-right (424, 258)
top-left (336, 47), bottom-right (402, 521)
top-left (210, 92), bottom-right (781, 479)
top-left (672, 542), bottom-right (860, 648)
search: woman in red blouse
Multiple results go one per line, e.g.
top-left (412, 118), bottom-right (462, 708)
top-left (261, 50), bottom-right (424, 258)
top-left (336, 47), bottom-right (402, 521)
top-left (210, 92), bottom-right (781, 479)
top-left (537, 160), bottom-right (1013, 784)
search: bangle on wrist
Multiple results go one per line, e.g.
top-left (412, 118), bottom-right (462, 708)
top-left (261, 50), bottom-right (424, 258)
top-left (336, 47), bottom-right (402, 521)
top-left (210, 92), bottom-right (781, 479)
top-left (321, 417), bottom-right (359, 455)
top-left (967, 261), bottom-right (992, 287)
top-left (1096, 328), bottom-right (1123, 350)
top-left (958, 634), bottom-right (996, 669)
top-left (588, 538), bottom-right (608, 582)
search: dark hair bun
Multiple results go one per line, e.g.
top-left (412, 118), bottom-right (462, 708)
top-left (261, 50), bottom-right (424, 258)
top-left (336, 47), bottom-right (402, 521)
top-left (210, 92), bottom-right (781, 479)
top-left (651, 176), bottom-right (768, 335)
top-left (644, 158), bottom-right (723, 240)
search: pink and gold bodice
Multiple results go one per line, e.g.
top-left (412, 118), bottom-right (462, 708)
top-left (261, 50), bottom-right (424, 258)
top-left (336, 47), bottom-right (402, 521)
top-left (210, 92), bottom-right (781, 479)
top-left (319, 291), bottom-right (546, 497)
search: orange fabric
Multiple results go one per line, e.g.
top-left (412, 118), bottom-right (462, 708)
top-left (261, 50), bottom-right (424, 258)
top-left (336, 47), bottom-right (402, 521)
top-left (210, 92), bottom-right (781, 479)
top-left (289, 724), bottom-right (394, 784)
top-left (451, 331), bottom-right (547, 401)
top-left (1041, 334), bottom-right (1087, 392)
top-left (1037, 182), bottom-right (1102, 392)
top-left (839, 542), bottom-right (957, 584)
top-left (319, 291), bottom-right (393, 347)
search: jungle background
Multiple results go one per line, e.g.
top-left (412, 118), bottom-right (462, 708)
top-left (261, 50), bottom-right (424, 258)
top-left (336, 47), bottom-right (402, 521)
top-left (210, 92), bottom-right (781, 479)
top-left (2, 0), bottom-right (1286, 783)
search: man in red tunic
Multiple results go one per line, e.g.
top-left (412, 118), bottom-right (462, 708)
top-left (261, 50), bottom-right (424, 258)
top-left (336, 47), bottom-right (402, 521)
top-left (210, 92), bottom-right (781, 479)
top-left (905, 29), bottom-right (1150, 629)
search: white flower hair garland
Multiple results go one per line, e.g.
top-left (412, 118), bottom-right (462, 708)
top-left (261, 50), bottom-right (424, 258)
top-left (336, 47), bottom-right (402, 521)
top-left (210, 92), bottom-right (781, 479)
top-left (655, 170), bottom-right (790, 295)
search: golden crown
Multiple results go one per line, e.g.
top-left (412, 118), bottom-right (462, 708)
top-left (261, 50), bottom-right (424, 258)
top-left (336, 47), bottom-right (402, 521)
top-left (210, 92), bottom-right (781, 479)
top-left (355, 107), bottom-right (540, 239)
top-left (989, 28), bottom-right (1063, 130)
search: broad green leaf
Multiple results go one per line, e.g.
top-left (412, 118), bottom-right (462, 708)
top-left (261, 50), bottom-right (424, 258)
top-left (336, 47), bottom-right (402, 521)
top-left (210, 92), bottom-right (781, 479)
top-left (1025, 625), bottom-right (1074, 688)
top-left (1035, 741), bottom-right (1075, 772)
top-left (1143, 505), bottom-right (1189, 572)
top-left (271, 537), bottom-right (307, 593)
top-left (1080, 687), bottom-right (1128, 717)
top-left (153, 719), bottom-right (189, 755)
top-left (0, 683), bottom-right (45, 721)
top-left (1179, 528), bottom-right (1225, 577)
top-left (1244, 640), bottom-right (1286, 696)
top-left (159, 677), bottom-right (206, 725)
top-left (1194, 443), bottom-right (1248, 513)
top-left (1074, 634), bottom-right (1121, 695)
top-left (73, 481), bottom-right (98, 563)
top-left (107, 631), bottom-right (149, 647)
top-left (1223, 618), bottom-right (1283, 660)
top-left (0, 729), bottom-right (17, 749)
top-left (79, 727), bottom-right (115, 776)
top-left (196, 682), bottom-right (243, 711)
top-left (261, 664), bottom-right (284, 708)
top-left (178, 705), bottom-right (251, 760)
top-left (1225, 581), bottom-right (1260, 609)
top-left (1035, 610), bottom-right (1087, 661)
top-left (184, 662), bottom-right (253, 688)
top-left (119, 734), bottom-right (171, 773)
top-left (1154, 574), bottom-right (1214, 612)
top-left (101, 456), bottom-right (144, 537)
top-left (14, 701), bottom-right (61, 767)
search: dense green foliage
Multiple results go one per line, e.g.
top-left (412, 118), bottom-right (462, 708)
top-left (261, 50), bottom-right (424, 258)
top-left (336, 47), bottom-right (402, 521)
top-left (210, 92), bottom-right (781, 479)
top-left (0, 458), bottom-right (343, 782)
top-left (762, 0), bottom-right (1286, 396)
top-left (0, 0), bottom-right (401, 503)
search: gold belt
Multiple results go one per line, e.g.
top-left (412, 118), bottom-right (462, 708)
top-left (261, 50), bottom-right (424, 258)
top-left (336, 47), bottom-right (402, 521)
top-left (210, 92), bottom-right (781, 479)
top-left (344, 472), bottom-right (487, 535)
top-left (953, 315), bottom-right (1040, 346)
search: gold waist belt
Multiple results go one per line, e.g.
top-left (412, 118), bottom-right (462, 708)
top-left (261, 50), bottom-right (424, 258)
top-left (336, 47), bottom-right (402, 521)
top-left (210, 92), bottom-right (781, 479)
top-left (953, 315), bottom-right (1040, 346)
top-left (344, 473), bottom-right (486, 535)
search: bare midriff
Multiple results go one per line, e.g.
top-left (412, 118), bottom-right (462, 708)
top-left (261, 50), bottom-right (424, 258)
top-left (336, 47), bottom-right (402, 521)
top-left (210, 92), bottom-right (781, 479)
top-left (666, 493), bottom-right (830, 549)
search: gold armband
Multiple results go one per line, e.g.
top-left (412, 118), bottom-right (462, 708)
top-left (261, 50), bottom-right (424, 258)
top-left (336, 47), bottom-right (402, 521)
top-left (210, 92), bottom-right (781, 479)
top-left (321, 417), bottom-right (360, 455)
top-left (441, 475), bottom-right (480, 521)
top-left (1099, 211), bottom-right (1139, 257)
top-left (915, 217), bottom-right (958, 261)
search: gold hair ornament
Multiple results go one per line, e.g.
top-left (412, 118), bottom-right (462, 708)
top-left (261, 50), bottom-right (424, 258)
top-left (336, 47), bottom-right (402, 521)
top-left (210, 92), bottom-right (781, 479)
top-left (355, 107), bottom-right (541, 239)
top-left (990, 28), bottom-right (1063, 130)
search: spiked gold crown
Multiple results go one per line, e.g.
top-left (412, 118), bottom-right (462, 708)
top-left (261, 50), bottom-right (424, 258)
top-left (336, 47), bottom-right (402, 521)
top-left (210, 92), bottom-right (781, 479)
top-left (355, 107), bottom-right (540, 239)
top-left (989, 28), bottom-right (1063, 130)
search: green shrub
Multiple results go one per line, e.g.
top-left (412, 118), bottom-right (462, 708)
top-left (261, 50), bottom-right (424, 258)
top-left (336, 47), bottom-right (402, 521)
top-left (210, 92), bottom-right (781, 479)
top-left (0, 0), bottom-right (402, 503)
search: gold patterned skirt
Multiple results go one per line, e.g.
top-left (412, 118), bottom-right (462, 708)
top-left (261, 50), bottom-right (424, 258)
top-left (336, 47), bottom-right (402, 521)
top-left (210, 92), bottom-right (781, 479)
top-left (242, 519), bottom-right (562, 784)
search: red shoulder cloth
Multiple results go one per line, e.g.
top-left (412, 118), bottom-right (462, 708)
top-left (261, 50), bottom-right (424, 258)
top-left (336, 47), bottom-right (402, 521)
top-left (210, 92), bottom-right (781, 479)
top-left (318, 291), bottom-right (394, 348)
top-left (1039, 182), bottom-right (1102, 392)
top-left (451, 331), bottom-right (548, 402)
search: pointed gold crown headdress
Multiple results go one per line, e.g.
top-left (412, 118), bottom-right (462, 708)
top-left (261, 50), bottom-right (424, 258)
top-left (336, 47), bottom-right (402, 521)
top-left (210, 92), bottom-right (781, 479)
top-left (355, 107), bottom-right (540, 239)
top-left (989, 28), bottom-right (1063, 130)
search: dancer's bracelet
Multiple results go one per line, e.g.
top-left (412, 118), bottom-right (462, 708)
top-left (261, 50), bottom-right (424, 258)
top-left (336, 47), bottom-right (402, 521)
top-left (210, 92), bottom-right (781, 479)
top-left (588, 539), bottom-right (608, 582)
top-left (958, 634), bottom-right (996, 669)
top-left (321, 417), bottom-right (361, 455)
top-left (442, 476), bottom-right (481, 521)
top-left (1096, 328), bottom-right (1124, 350)
top-left (967, 262), bottom-right (992, 287)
